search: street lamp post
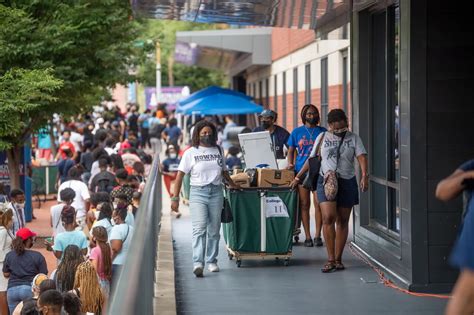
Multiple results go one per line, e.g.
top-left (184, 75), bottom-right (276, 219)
top-left (155, 41), bottom-right (161, 106)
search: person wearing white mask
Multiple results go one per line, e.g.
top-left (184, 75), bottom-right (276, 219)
top-left (7, 190), bottom-right (26, 235)
top-left (160, 144), bottom-right (181, 198)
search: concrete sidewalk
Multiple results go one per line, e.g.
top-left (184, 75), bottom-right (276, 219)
top-left (172, 203), bottom-right (447, 315)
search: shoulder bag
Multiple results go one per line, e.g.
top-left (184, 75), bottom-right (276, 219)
top-left (323, 132), bottom-right (347, 201)
top-left (302, 133), bottom-right (326, 191)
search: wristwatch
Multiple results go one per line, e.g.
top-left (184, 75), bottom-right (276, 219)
top-left (170, 196), bottom-right (180, 202)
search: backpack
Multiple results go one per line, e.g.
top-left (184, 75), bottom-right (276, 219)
top-left (149, 123), bottom-right (165, 138)
top-left (96, 177), bottom-right (115, 193)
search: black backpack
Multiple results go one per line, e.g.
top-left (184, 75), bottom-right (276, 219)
top-left (96, 177), bottom-right (114, 193)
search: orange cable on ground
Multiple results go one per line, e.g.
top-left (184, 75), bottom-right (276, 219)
top-left (348, 244), bottom-right (451, 299)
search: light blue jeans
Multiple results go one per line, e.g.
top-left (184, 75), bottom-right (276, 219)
top-left (189, 184), bottom-right (224, 266)
top-left (8, 285), bottom-right (32, 314)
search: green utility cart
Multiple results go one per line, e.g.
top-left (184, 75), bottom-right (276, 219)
top-left (223, 188), bottom-right (298, 267)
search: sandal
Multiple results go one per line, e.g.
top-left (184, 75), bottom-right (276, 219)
top-left (335, 261), bottom-right (345, 271)
top-left (321, 260), bottom-right (337, 273)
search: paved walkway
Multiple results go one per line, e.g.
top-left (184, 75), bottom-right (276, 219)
top-left (172, 203), bottom-right (447, 315)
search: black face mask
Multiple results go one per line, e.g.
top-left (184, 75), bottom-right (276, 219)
top-left (262, 121), bottom-right (272, 130)
top-left (306, 117), bottom-right (318, 125)
top-left (200, 135), bottom-right (212, 145)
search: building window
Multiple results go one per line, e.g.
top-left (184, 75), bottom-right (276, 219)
top-left (265, 78), bottom-right (270, 108)
top-left (305, 63), bottom-right (311, 104)
top-left (274, 74), bottom-right (278, 111)
top-left (293, 68), bottom-right (299, 128)
top-left (253, 83), bottom-right (257, 99)
top-left (259, 80), bottom-right (263, 105)
top-left (282, 71), bottom-right (287, 129)
top-left (320, 57), bottom-right (328, 127)
top-left (342, 50), bottom-right (349, 114)
top-left (369, 5), bottom-right (400, 235)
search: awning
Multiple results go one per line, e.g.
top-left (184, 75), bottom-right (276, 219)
top-left (177, 92), bottom-right (263, 115)
top-left (175, 28), bottom-right (272, 74)
top-left (178, 85), bottom-right (251, 106)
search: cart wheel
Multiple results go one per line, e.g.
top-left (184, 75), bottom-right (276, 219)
top-left (294, 236), bottom-right (299, 243)
top-left (284, 259), bottom-right (290, 267)
top-left (228, 253), bottom-right (233, 260)
top-left (236, 260), bottom-right (242, 268)
top-left (275, 257), bottom-right (279, 260)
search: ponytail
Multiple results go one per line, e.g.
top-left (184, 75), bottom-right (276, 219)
top-left (12, 237), bottom-right (26, 255)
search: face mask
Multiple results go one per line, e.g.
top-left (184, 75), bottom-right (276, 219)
top-left (333, 127), bottom-right (348, 137)
top-left (169, 153), bottom-right (177, 159)
top-left (306, 117), bottom-right (318, 125)
top-left (262, 121), bottom-right (272, 130)
top-left (200, 135), bottom-right (212, 146)
top-left (16, 202), bottom-right (25, 208)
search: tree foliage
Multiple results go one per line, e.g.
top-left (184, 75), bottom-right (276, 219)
top-left (135, 20), bottom-right (228, 91)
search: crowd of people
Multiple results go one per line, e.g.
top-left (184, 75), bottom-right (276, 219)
top-left (0, 103), bottom-right (181, 314)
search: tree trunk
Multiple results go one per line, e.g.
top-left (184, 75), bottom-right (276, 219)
top-left (168, 55), bottom-right (174, 87)
top-left (49, 122), bottom-right (57, 158)
top-left (6, 146), bottom-right (21, 189)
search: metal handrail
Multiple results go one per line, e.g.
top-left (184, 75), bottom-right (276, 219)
top-left (108, 155), bottom-right (162, 314)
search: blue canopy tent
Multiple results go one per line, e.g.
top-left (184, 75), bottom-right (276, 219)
top-left (176, 93), bottom-right (263, 115)
top-left (177, 86), bottom-right (251, 107)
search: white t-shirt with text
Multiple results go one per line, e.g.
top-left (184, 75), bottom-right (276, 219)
top-left (57, 180), bottom-right (90, 218)
top-left (311, 131), bottom-right (367, 180)
top-left (178, 146), bottom-right (226, 187)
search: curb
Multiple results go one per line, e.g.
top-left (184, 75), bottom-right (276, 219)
top-left (154, 209), bottom-right (177, 315)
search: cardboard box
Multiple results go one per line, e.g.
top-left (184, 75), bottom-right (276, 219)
top-left (257, 169), bottom-right (294, 188)
top-left (230, 173), bottom-right (251, 188)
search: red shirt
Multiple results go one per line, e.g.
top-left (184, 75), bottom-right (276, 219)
top-left (58, 141), bottom-right (76, 159)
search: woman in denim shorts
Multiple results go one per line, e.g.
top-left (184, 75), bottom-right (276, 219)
top-left (171, 121), bottom-right (239, 277)
top-left (305, 109), bottom-right (368, 273)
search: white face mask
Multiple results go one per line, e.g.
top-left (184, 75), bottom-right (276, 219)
top-left (169, 153), bottom-right (177, 159)
top-left (16, 202), bottom-right (25, 208)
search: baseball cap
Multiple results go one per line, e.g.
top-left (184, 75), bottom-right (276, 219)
top-left (259, 109), bottom-right (276, 119)
top-left (16, 228), bottom-right (37, 241)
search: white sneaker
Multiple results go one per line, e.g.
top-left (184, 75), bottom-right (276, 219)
top-left (193, 264), bottom-right (204, 277)
top-left (207, 263), bottom-right (220, 272)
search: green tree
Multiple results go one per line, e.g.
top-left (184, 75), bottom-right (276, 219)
top-left (135, 20), bottom-right (228, 91)
top-left (0, 2), bottom-right (138, 187)
top-left (0, 68), bottom-right (63, 188)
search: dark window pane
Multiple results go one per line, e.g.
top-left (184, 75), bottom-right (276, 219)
top-left (293, 68), bottom-right (298, 128)
top-left (321, 57), bottom-right (328, 127)
top-left (274, 74), bottom-right (278, 111)
top-left (305, 63), bottom-right (311, 104)
top-left (371, 182), bottom-right (387, 227)
top-left (282, 72), bottom-right (287, 128)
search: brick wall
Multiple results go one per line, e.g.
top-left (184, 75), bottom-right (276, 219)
top-left (271, 28), bottom-right (315, 61)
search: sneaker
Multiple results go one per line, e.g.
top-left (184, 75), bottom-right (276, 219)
top-left (207, 263), bottom-right (220, 272)
top-left (304, 239), bottom-right (314, 247)
top-left (193, 264), bottom-right (204, 277)
top-left (314, 237), bottom-right (323, 247)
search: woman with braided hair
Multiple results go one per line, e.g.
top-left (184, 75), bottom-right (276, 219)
top-left (73, 261), bottom-right (105, 314)
top-left (89, 226), bottom-right (112, 296)
top-left (53, 245), bottom-right (84, 293)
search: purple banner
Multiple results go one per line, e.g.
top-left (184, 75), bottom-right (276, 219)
top-left (174, 41), bottom-right (199, 66)
top-left (145, 86), bottom-right (188, 110)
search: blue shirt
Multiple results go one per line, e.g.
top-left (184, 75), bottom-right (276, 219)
top-left (3, 250), bottom-right (48, 289)
top-left (37, 128), bottom-right (51, 149)
top-left (449, 159), bottom-right (474, 270)
top-left (253, 125), bottom-right (290, 159)
top-left (164, 126), bottom-right (182, 143)
top-left (162, 157), bottom-right (180, 172)
top-left (57, 158), bottom-right (75, 184)
top-left (450, 203), bottom-right (474, 270)
top-left (287, 125), bottom-right (327, 172)
top-left (139, 113), bottom-right (150, 128)
top-left (53, 230), bottom-right (88, 260)
top-left (226, 156), bottom-right (242, 170)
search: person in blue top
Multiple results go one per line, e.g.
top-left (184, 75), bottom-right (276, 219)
top-left (287, 104), bottom-right (326, 247)
top-left (162, 118), bottom-right (182, 145)
top-left (138, 109), bottom-right (151, 149)
top-left (253, 109), bottom-right (290, 160)
top-left (436, 159), bottom-right (474, 314)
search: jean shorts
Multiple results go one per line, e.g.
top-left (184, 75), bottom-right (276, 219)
top-left (317, 175), bottom-right (359, 208)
